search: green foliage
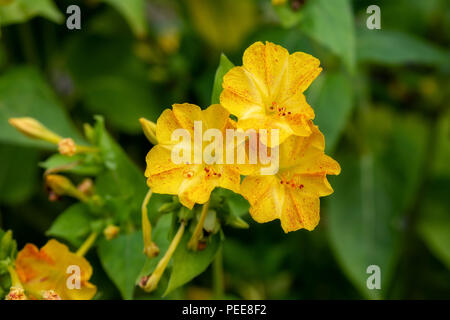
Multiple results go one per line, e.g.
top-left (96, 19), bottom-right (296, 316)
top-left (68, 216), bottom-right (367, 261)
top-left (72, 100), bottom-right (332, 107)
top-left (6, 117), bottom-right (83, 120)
top-left (46, 203), bottom-right (94, 248)
top-left (301, 0), bottom-right (355, 72)
top-left (98, 231), bottom-right (147, 299)
top-left (0, 0), bottom-right (448, 300)
top-left (357, 29), bottom-right (450, 67)
top-left (65, 36), bottom-right (161, 133)
top-left (0, 67), bottom-right (84, 148)
top-left (0, 144), bottom-right (38, 204)
top-left (40, 153), bottom-right (103, 176)
top-left (0, 0), bottom-right (63, 26)
top-left (102, 0), bottom-right (147, 38)
top-left (165, 232), bottom-right (222, 296)
top-left (308, 71), bottom-right (354, 153)
top-left (327, 109), bottom-right (430, 298)
top-left (211, 54), bottom-right (234, 105)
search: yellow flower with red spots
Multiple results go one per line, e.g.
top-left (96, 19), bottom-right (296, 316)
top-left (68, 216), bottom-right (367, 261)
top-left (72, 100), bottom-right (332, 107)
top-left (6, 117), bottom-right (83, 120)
top-left (145, 103), bottom-right (241, 209)
top-left (240, 122), bottom-right (340, 232)
top-left (220, 41), bottom-right (322, 147)
top-left (15, 239), bottom-right (96, 300)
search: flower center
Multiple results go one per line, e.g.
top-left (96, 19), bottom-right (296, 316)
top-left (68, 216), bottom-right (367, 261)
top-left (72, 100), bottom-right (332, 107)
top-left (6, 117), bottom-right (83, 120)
top-left (279, 176), bottom-right (304, 190)
top-left (268, 101), bottom-right (292, 117)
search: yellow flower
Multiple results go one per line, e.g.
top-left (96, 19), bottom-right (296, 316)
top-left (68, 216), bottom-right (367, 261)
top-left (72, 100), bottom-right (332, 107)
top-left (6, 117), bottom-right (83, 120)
top-left (220, 41), bottom-right (322, 147)
top-left (145, 103), bottom-right (241, 209)
top-left (15, 239), bottom-right (97, 300)
top-left (240, 122), bottom-right (340, 232)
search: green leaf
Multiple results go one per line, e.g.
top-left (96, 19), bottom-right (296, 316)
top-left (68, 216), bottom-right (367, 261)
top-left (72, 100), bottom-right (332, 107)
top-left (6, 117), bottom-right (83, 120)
top-left (357, 29), bottom-right (450, 67)
top-left (327, 109), bottom-right (429, 298)
top-left (65, 35), bottom-right (161, 133)
top-left (165, 232), bottom-right (222, 295)
top-left (98, 231), bottom-right (147, 299)
top-left (0, 229), bottom-right (17, 261)
top-left (309, 71), bottom-right (354, 153)
top-left (0, 0), bottom-right (63, 25)
top-left (89, 116), bottom-right (149, 226)
top-left (0, 144), bottom-right (38, 204)
top-left (46, 203), bottom-right (94, 248)
top-left (0, 67), bottom-right (84, 148)
top-left (417, 178), bottom-right (450, 270)
top-left (102, 0), bottom-right (147, 37)
top-left (82, 76), bottom-right (158, 134)
top-left (40, 153), bottom-right (103, 176)
top-left (301, 0), bottom-right (355, 72)
top-left (417, 114), bottom-right (450, 270)
top-left (211, 54), bottom-right (234, 105)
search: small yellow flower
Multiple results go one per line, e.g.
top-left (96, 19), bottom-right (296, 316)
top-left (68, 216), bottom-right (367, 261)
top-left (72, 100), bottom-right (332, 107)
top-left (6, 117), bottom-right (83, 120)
top-left (103, 225), bottom-right (120, 240)
top-left (240, 122), bottom-right (340, 232)
top-left (145, 103), bottom-right (241, 209)
top-left (15, 240), bottom-right (97, 300)
top-left (220, 41), bottom-right (322, 147)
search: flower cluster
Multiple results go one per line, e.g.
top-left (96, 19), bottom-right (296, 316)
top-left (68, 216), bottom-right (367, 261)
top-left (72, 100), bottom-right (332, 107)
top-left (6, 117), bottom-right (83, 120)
top-left (145, 41), bottom-right (340, 233)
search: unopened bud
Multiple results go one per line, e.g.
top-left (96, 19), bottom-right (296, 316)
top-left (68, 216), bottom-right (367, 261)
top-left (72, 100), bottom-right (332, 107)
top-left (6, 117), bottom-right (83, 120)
top-left (103, 225), bottom-right (120, 240)
top-left (58, 138), bottom-right (77, 156)
top-left (5, 287), bottom-right (27, 300)
top-left (46, 175), bottom-right (88, 202)
top-left (8, 117), bottom-right (62, 144)
top-left (41, 290), bottom-right (61, 300)
top-left (83, 123), bottom-right (96, 143)
top-left (144, 241), bottom-right (160, 258)
top-left (139, 118), bottom-right (158, 145)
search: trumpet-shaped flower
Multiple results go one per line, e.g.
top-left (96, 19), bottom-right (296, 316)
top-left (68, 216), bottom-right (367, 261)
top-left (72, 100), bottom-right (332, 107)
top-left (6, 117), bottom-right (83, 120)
top-left (15, 239), bottom-right (96, 300)
top-left (145, 103), bottom-right (241, 209)
top-left (220, 41), bottom-right (322, 147)
top-left (240, 122), bottom-right (340, 232)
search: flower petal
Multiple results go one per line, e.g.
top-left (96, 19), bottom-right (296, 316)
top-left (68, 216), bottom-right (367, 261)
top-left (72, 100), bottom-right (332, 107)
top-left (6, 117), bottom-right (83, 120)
top-left (221, 66), bottom-right (265, 118)
top-left (281, 190), bottom-right (319, 232)
top-left (241, 175), bottom-right (284, 223)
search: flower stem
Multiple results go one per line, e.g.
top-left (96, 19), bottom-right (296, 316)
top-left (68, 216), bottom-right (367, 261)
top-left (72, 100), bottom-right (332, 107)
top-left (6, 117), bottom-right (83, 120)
top-left (142, 188), bottom-right (159, 257)
top-left (76, 145), bottom-right (100, 154)
top-left (212, 247), bottom-right (224, 299)
top-left (143, 221), bottom-right (186, 292)
top-left (76, 232), bottom-right (98, 257)
top-left (187, 200), bottom-right (210, 251)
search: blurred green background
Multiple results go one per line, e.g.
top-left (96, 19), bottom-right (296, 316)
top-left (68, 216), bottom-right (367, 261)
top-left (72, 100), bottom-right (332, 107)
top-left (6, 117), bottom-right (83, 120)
top-left (0, 0), bottom-right (449, 299)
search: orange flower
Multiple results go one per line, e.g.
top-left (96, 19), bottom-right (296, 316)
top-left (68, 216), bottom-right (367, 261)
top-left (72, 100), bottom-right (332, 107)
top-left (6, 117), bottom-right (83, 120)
top-left (15, 239), bottom-right (96, 300)
top-left (220, 41), bottom-right (322, 147)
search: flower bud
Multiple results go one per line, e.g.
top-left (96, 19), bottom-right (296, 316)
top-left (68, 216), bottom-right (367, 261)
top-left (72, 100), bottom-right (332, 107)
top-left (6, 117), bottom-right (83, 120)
top-left (5, 286), bottom-right (27, 300)
top-left (139, 118), bottom-right (158, 145)
top-left (58, 138), bottom-right (77, 156)
top-left (46, 175), bottom-right (88, 202)
top-left (8, 117), bottom-right (62, 144)
top-left (143, 241), bottom-right (160, 258)
top-left (103, 225), bottom-right (120, 240)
